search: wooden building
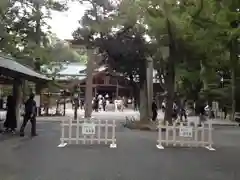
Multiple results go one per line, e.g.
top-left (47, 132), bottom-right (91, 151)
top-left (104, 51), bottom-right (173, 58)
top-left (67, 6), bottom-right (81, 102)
top-left (46, 63), bottom-right (133, 100)
top-left (44, 62), bottom-right (164, 102)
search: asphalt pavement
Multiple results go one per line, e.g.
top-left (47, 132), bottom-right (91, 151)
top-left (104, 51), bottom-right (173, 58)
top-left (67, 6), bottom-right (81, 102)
top-left (1, 116), bottom-right (240, 180)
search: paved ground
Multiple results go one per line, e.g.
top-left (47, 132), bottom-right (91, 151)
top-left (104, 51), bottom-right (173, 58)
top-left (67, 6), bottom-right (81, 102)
top-left (1, 112), bottom-right (240, 180)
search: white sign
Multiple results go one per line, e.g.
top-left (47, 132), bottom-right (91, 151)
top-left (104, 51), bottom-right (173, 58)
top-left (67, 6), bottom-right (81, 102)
top-left (179, 127), bottom-right (193, 137)
top-left (82, 123), bottom-right (96, 135)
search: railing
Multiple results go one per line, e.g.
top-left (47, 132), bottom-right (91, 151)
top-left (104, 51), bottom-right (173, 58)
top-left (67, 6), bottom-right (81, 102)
top-left (58, 118), bottom-right (117, 148)
top-left (235, 112), bottom-right (240, 118)
top-left (156, 121), bottom-right (215, 151)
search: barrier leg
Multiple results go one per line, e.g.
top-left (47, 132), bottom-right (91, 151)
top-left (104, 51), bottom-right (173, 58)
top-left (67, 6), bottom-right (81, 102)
top-left (110, 120), bottom-right (117, 148)
top-left (58, 119), bottom-right (67, 148)
top-left (205, 120), bottom-right (216, 151)
top-left (156, 123), bottom-right (164, 149)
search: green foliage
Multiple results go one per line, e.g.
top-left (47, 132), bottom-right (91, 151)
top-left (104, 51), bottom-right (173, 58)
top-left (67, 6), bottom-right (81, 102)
top-left (0, 0), bottom-right (69, 68)
top-left (72, 0), bottom-right (150, 85)
top-left (71, 0), bottom-right (240, 113)
top-left (72, 0), bottom-right (117, 48)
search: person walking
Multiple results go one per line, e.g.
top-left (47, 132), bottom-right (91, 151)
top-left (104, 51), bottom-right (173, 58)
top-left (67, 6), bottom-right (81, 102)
top-left (102, 97), bottom-right (106, 111)
top-left (20, 93), bottom-right (37, 137)
top-left (152, 100), bottom-right (158, 121)
top-left (180, 100), bottom-right (187, 121)
top-left (222, 106), bottom-right (228, 119)
top-left (133, 98), bottom-right (138, 111)
top-left (3, 95), bottom-right (17, 133)
top-left (198, 102), bottom-right (207, 126)
top-left (172, 102), bottom-right (178, 121)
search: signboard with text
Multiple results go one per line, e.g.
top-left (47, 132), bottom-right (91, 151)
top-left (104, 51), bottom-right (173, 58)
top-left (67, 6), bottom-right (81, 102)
top-left (82, 123), bottom-right (96, 135)
top-left (179, 127), bottom-right (193, 137)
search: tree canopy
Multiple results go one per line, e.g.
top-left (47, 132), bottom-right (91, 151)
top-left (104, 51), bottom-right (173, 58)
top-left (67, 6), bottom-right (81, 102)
top-left (0, 0), bottom-right (84, 71)
top-left (72, 0), bottom-right (240, 122)
top-left (1, 0), bottom-right (239, 121)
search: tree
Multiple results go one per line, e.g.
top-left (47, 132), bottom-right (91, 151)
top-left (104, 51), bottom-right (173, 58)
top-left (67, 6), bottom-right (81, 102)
top-left (72, 0), bottom-right (239, 122)
top-left (215, 0), bottom-right (240, 120)
top-left (177, 0), bottom-right (240, 119)
top-left (72, 0), bottom-right (118, 118)
top-left (0, 0), bottom-right (68, 67)
top-left (0, 0), bottom-right (69, 117)
top-left (97, 26), bottom-right (151, 121)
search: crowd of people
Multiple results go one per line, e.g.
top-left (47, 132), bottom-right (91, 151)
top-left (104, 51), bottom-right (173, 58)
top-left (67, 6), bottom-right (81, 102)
top-left (0, 92), bottom-right (229, 135)
top-left (92, 94), bottom-right (108, 112)
top-left (159, 99), bottom-right (228, 124)
top-left (73, 94), bottom-right (129, 112)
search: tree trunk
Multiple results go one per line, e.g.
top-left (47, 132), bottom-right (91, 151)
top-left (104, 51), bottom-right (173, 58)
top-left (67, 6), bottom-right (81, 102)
top-left (200, 60), bottom-right (208, 90)
top-left (35, 84), bottom-right (42, 116)
top-left (84, 49), bottom-right (94, 118)
top-left (231, 69), bottom-right (236, 121)
top-left (139, 80), bottom-right (149, 122)
top-left (46, 95), bottom-right (50, 116)
top-left (63, 96), bottom-right (66, 116)
top-left (34, 2), bottom-right (42, 116)
top-left (163, 19), bottom-right (176, 124)
top-left (147, 59), bottom-right (153, 118)
top-left (13, 79), bottom-right (22, 128)
top-left (164, 62), bottom-right (175, 124)
top-left (230, 38), bottom-right (238, 121)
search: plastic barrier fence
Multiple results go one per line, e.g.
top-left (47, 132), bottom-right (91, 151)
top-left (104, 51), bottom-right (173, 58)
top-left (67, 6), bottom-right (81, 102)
top-left (58, 118), bottom-right (117, 148)
top-left (156, 121), bottom-right (215, 151)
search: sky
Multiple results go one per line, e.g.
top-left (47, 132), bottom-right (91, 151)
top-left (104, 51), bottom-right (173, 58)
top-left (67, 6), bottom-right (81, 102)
top-left (48, 1), bottom-right (87, 40)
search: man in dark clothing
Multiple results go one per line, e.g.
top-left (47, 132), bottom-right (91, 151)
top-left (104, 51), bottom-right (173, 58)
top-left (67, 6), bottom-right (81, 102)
top-left (223, 106), bottom-right (227, 119)
top-left (94, 96), bottom-right (99, 112)
top-left (102, 98), bottom-right (106, 111)
top-left (133, 98), bottom-right (138, 111)
top-left (179, 100), bottom-right (187, 121)
top-left (20, 93), bottom-right (37, 137)
top-left (152, 100), bottom-right (158, 121)
top-left (80, 99), bottom-right (84, 110)
top-left (4, 95), bottom-right (17, 133)
top-left (198, 103), bottom-right (207, 126)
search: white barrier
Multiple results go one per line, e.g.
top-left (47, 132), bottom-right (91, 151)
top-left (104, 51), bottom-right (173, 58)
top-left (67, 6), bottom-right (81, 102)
top-left (58, 118), bottom-right (117, 148)
top-left (156, 121), bottom-right (215, 151)
top-left (0, 111), bottom-right (6, 131)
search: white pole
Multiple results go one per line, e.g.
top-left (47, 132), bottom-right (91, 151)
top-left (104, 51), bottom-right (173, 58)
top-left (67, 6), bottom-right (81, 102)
top-left (110, 120), bottom-right (117, 148)
top-left (105, 120), bottom-right (108, 144)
